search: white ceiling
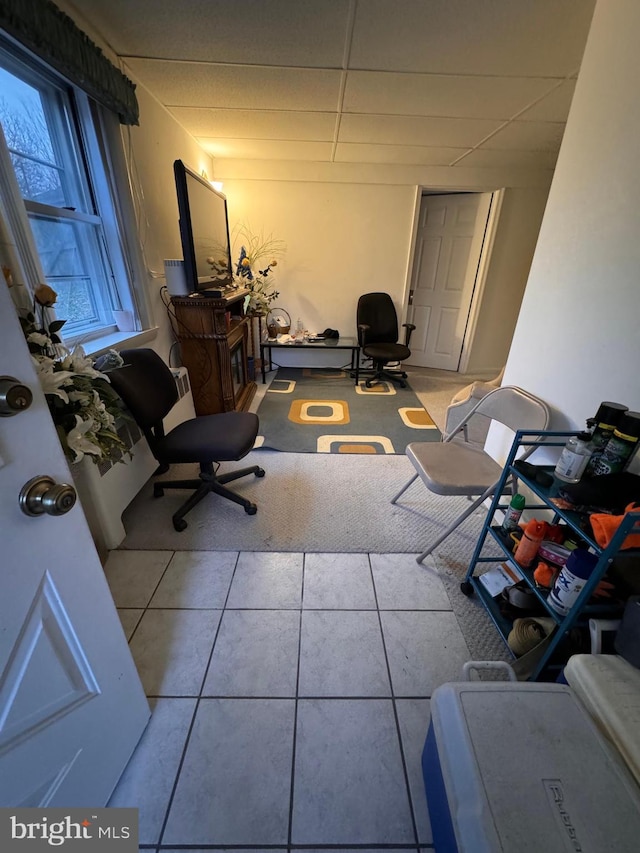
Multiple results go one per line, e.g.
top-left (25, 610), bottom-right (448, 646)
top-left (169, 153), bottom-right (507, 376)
top-left (66, 0), bottom-right (596, 171)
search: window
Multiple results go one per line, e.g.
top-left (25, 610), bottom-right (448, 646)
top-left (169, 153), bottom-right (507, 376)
top-left (0, 45), bottom-right (136, 341)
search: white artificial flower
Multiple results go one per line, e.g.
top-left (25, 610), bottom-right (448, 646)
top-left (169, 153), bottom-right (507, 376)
top-left (31, 357), bottom-right (74, 402)
top-left (67, 345), bottom-right (108, 380)
top-left (27, 331), bottom-right (52, 347)
top-left (66, 415), bottom-right (102, 462)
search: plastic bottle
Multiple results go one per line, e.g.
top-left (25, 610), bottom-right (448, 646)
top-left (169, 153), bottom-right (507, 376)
top-left (584, 401), bottom-right (628, 476)
top-left (501, 494), bottom-right (526, 533)
top-left (589, 410), bottom-right (640, 476)
top-left (513, 519), bottom-right (548, 568)
top-left (554, 431), bottom-right (594, 483)
top-left (547, 550), bottom-right (599, 615)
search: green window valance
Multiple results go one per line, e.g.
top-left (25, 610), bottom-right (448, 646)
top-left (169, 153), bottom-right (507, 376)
top-left (0, 0), bottom-right (139, 125)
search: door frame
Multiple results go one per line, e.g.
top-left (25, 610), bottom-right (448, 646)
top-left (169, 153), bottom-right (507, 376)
top-left (401, 185), bottom-right (505, 376)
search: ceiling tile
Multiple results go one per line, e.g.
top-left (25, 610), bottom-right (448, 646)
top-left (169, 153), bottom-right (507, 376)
top-left (480, 121), bottom-right (566, 152)
top-left (169, 107), bottom-right (337, 141)
top-left (343, 72), bottom-right (561, 120)
top-left (349, 0), bottom-right (595, 76)
top-left (339, 113), bottom-right (502, 147)
top-left (335, 143), bottom-right (465, 166)
top-left (70, 0), bottom-right (352, 66)
top-left (455, 148), bottom-right (558, 169)
top-left (197, 138), bottom-right (333, 161)
top-left (517, 80), bottom-right (577, 122)
top-left (126, 60), bottom-right (343, 111)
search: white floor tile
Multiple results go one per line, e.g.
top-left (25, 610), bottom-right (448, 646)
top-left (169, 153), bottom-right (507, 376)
top-left (117, 608), bottom-right (143, 641)
top-left (303, 553), bottom-right (376, 609)
top-left (202, 609), bottom-right (300, 697)
top-left (396, 698), bottom-right (433, 844)
top-left (128, 609), bottom-right (221, 696)
top-left (299, 610), bottom-right (390, 697)
top-left (226, 552), bottom-right (303, 608)
top-left (108, 698), bottom-right (196, 845)
top-left (381, 611), bottom-right (470, 696)
top-left (370, 553), bottom-right (452, 610)
top-left (149, 550), bottom-right (237, 608)
top-left (292, 699), bottom-right (415, 844)
top-left (104, 550), bottom-right (173, 607)
top-left (163, 699), bottom-right (295, 845)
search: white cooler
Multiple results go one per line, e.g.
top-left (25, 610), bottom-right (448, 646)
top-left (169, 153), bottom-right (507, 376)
top-left (564, 653), bottom-right (640, 786)
top-left (423, 681), bottom-right (640, 852)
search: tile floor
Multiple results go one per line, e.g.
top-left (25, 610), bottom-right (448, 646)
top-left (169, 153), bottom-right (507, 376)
top-left (104, 549), bottom-right (471, 851)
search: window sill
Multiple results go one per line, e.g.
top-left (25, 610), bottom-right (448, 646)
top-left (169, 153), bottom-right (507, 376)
top-left (81, 326), bottom-right (159, 358)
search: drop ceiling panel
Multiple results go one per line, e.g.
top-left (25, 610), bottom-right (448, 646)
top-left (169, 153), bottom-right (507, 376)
top-left (481, 121), bottom-right (566, 152)
top-left (169, 108), bottom-right (337, 141)
top-left (343, 72), bottom-right (561, 120)
top-left (457, 148), bottom-right (558, 170)
top-left (126, 60), bottom-right (343, 111)
top-left (338, 114), bottom-right (502, 148)
top-left (518, 80), bottom-right (578, 122)
top-left (68, 0), bottom-right (352, 67)
top-left (349, 0), bottom-right (595, 76)
top-left (197, 138), bottom-right (334, 161)
top-left (335, 143), bottom-right (466, 166)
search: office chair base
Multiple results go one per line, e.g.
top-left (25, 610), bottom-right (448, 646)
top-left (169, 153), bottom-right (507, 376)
top-left (361, 367), bottom-right (408, 388)
top-left (153, 463), bottom-right (265, 531)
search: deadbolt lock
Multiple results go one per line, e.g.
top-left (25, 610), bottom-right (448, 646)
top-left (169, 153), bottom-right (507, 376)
top-left (19, 475), bottom-right (77, 517)
top-left (0, 375), bottom-right (33, 416)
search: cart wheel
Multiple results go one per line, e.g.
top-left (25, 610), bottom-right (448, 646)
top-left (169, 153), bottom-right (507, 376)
top-left (460, 581), bottom-right (474, 597)
top-left (173, 518), bottom-right (188, 532)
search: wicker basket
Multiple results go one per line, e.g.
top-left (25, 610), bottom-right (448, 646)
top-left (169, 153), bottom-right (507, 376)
top-left (266, 307), bottom-right (291, 338)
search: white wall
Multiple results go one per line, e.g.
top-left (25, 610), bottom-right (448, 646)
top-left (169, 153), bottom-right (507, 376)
top-left (488, 0), bottom-right (640, 463)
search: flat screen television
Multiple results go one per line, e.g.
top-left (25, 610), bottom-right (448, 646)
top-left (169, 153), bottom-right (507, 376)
top-left (173, 159), bottom-right (233, 294)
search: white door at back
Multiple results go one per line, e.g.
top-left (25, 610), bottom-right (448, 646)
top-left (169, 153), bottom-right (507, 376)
top-left (408, 192), bottom-right (492, 370)
top-left (0, 279), bottom-right (149, 807)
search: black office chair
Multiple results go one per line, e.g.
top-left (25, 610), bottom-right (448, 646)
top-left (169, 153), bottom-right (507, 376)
top-left (104, 348), bottom-right (264, 531)
top-left (356, 292), bottom-right (416, 388)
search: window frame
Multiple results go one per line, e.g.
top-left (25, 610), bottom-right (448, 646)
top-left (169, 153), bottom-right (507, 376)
top-left (0, 37), bottom-right (148, 347)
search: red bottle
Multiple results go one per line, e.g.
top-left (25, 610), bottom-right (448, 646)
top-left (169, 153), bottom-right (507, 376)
top-left (514, 519), bottom-right (548, 568)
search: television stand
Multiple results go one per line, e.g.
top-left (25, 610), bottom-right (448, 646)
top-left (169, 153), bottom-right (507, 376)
top-left (171, 289), bottom-right (256, 415)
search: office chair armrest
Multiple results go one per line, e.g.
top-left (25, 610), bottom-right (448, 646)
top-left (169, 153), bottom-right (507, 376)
top-left (358, 322), bottom-right (371, 346)
top-left (402, 323), bottom-right (416, 347)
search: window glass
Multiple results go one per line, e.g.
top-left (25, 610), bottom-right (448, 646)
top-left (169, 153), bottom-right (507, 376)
top-left (0, 51), bottom-right (134, 339)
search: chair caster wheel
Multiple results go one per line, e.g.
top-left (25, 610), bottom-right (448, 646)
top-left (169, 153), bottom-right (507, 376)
top-left (173, 518), bottom-right (188, 532)
top-left (153, 485), bottom-right (164, 498)
top-left (256, 468), bottom-right (266, 477)
top-left (245, 503), bottom-right (257, 515)
top-left (460, 581), bottom-right (474, 597)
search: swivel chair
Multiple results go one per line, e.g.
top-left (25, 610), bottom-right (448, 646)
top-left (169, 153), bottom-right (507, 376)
top-left (356, 292), bottom-right (415, 388)
top-left (104, 348), bottom-right (264, 531)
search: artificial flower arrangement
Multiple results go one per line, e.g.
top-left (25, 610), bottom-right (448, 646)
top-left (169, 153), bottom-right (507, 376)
top-left (18, 282), bottom-right (128, 464)
top-left (224, 224), bottom-right (286, 315)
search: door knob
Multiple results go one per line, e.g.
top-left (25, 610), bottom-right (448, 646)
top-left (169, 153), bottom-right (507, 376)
top-left (19, 475), bottom-right (77, 517)
top-left (0, 375), bottom-right (33, 416)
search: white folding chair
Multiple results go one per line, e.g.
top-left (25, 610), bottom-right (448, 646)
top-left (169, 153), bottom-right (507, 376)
top-left (391, 385), bottom-right (550, 563)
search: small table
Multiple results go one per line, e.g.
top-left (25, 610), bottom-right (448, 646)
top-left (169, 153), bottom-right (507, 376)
top-left (260, 336), bottom-right (360, 384)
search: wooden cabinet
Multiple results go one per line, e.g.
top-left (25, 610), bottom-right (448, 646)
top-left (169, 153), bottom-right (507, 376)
top-left (171, 290), bottom-right (257, 415)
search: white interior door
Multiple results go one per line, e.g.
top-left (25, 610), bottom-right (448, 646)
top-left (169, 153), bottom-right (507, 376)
top-left (0, 279), bottom-right (150, 807)
top-left (408, 192), bottom-right (492, 370)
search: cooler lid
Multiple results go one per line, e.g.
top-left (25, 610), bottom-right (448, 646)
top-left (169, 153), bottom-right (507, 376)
top-left (431, 682), bottom-right (640, 853)
top-left (565, 654), bottom-right (640, 785)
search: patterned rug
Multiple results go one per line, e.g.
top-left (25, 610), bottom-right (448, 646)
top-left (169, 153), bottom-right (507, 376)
top-left (254, 367), bottom-right (441, 454)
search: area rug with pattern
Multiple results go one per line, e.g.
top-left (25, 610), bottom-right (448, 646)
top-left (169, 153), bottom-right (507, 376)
top-left (254, 367), bottom-right (441, 454)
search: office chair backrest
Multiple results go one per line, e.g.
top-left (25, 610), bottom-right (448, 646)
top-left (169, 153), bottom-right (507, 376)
top-left (443, 385), bottom-right (549, 443)
top-left (108, 348), bottom-right (179, 430)
top-left (357, 292), bottom-right (399, 344)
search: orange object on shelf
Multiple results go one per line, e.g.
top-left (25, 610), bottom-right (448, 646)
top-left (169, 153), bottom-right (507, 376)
top-left (590, 502), bottom-right (640, 550)
top-left (514, 519), bottom-right (548, 568)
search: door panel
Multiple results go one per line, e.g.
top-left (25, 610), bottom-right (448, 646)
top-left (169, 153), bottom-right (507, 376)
top-left (408, 192), bottom-right (492, 370)
top-left (0, 273), bottom-right (149, 807)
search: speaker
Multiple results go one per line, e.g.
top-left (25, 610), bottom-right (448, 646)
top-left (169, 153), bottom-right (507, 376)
top-left (164, 259), bottom-right (189, 296)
